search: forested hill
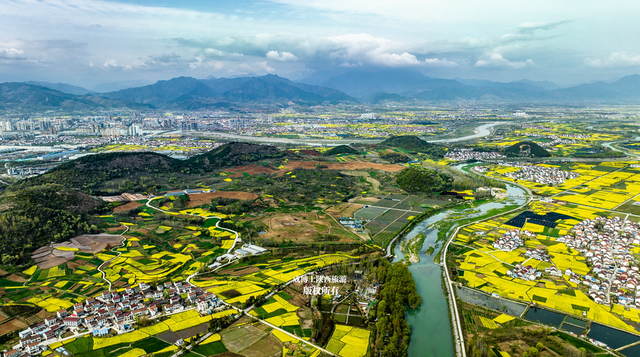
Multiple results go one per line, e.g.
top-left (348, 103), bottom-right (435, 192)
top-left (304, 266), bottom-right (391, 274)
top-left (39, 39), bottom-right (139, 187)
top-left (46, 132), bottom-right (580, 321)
top-left (0, 184), bottom-right (103, 264)
top-left (19, 142), bottom-right (289, 195)
top-left (379, 135), bottom-right (446, 158)
top-left (322, 145), bottom-right (360, 156)
top-left (186, 141), bottom-right (286, 169)
top-left (21, 152), bottom-right (188, 195)
top-left (504, 141), bottom-right (551, 158)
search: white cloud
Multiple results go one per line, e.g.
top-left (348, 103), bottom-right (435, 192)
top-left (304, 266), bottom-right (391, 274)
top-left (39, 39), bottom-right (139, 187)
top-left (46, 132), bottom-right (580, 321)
top-left (424, 58), bottom-right (459, 67)
top-left (266, 50), bottom-right (298, 61)
top-left (585, 52), bottom-right (640, 68)
top-left (101, 59), bottom-right (132, 70)
top-left (517, 20), bottom-right (574, 34)
top-left (0, 0), bottom-right (634, 84)
top-left (475, 53), bottom-right (534, 69)
top-left (204, 48), bottom-right (244, 58)
top-left (0, 48), bottom-right (25, 60)
top-left (102, 59), bottom-right (117, 68)
top-left (371, 52), bottom-right (420, 66)
top-left (339, 61), bottom-right (362, 67)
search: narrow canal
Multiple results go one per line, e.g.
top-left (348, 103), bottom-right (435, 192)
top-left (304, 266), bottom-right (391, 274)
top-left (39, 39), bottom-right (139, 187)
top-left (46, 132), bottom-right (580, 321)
top-left (391, 183), bottom-right (527, 356)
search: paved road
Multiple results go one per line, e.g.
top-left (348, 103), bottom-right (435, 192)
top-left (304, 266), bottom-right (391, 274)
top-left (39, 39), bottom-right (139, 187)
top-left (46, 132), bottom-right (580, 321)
top-left (438, 169), bottom-right (532, 357)
top-left (144, 194), bottom-right (334, 355)
top-left (97, 224), bottom-right (130, 291)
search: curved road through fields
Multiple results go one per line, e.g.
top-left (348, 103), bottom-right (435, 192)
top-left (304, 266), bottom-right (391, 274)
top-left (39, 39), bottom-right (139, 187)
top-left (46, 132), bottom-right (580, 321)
top-left (143, 195), bottom-right (337, 356)
top-left (97, 224), bottom-right (130, 291)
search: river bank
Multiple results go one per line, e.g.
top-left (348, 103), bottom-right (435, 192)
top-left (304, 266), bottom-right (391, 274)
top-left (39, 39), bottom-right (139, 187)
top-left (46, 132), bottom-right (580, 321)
top-left (388, 182), bottom-right (528, 357)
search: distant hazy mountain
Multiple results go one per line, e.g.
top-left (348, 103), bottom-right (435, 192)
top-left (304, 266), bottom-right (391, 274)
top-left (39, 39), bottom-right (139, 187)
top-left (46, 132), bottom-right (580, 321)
top-left (92, 79), bottom-right (153, 93)
top-left (364, 92), bottom-right (415, 104)
top-left (514, 79), bottom-right (562, 91)
top-left (25, 81), bottom-right (94, 96)
top-left (4, 72), bottom-right (640, 113)
top-left (101, 77), bottom-right (216, 108)
top-left (0, 83), bottom-right (148, 112)
top-left (317, 68), bottom-right (640, 103)
top-left (0, 72), bottom-right (27, 83)
top-left (320, 68), bottom-right (464, 98)
top-left (101, 74), bottom-right (356, 109)
top-left (552, 74), bottom-right (640, 103)
top-left (454, 78), bottom-right (562, 91)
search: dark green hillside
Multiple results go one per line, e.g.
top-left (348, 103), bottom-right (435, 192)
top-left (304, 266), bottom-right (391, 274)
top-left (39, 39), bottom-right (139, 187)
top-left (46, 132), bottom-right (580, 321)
top-left (504, 141), bottom-right (551, 158)
top-left (0, 83), bottom-right (148, 113)
top-left (323, 145), bottom-right (360, 156)
top-left (0, 184), bottom-right (103, 264)
top-left (380, 152), bottom-right (411, 163)
top-left (22, 152), bottom-right (189, 195)
top-left (187, 142), bottom-right (286, 169)
top-left (19, 143), bottom-right (288, 195)
top-left (395, 166), bottom-right (453, 194)
top-left (222, 168), bottom-right (362, 206)
top-left (379, 135), bottom-right (446, 158)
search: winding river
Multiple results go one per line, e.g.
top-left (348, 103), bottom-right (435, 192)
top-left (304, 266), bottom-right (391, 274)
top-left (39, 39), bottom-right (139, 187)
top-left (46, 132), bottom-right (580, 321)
top-left (188, 122), bottom-right (507, 147)
top-left (391, 182), bottom-right (527, 356)
top-left (427, 122), bottom-right (506, 143)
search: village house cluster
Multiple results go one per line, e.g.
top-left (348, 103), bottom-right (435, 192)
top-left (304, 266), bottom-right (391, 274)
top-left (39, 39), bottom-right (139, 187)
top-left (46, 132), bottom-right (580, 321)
top-left (507, 264), bottom-right (541, 281)
top-left (444, 148), bottom-right (506, 161)
top-left (492, 229), bottom-right (535, 251)
top-left (537, 137), bottom-right (578, 148)
top-left (558, 216), bottom-right (640, 307)
top-left (502, 163), bottom-right (580, 185)
top-left (8, 281), bottom-right (224, 357)
top-left (524, 248), bottom-right (550, 262)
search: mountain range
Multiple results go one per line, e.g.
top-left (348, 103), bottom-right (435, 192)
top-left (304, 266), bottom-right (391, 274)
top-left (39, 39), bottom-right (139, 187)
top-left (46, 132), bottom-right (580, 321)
top-left (0, 75), bottom-right (355, 112)
top-left (2, 69), bottom-right (640, 112)
top-left (316, 68), bottom-right (640, 104)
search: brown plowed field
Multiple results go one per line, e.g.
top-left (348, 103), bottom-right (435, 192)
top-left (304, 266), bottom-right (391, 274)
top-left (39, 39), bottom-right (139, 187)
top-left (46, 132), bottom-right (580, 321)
top-left (226, 164), bottom-right (277, 177)
top-left (0, 319), bottom-right (28, 335)
top-left (113, 201), bottom-right (142, 212)
top-left (187, 191), bottom-right (259, 207)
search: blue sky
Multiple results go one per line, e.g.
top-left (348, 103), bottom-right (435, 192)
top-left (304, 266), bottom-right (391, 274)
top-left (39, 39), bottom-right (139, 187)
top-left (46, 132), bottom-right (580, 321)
top-left (1, 0), bottom-right (640, 88)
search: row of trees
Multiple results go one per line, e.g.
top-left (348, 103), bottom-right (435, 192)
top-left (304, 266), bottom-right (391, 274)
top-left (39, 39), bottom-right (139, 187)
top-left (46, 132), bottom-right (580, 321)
top-left (395, 166), bottom-right (453, 194)
top-left (373, 259), bottom-right (422, 357)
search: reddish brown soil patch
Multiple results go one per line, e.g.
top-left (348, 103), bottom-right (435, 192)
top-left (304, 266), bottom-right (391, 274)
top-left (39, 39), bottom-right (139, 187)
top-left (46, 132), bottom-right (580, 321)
top-left (7, 274), bottom-right (26, 283)
top-left (107, 226), bottom-right (125, 232)
top-left (66, 261), bottom-right (82, 270)
top-left (0, 268), bottom-right (8, 275)
top-left (0, 319), bottom-right (28, 335)
top-left (187, 191), bottom-right (258, 207)
top-left (113, 201), bottom-right (142, 212)
top-left (219, 266), bottom-right (260, 276)
top-left (226, 164), bottom-right (277, 178)
top-left (285, 161), bottom-right (403, 172)
top-left (36, 310), bottom-right (51, 319)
